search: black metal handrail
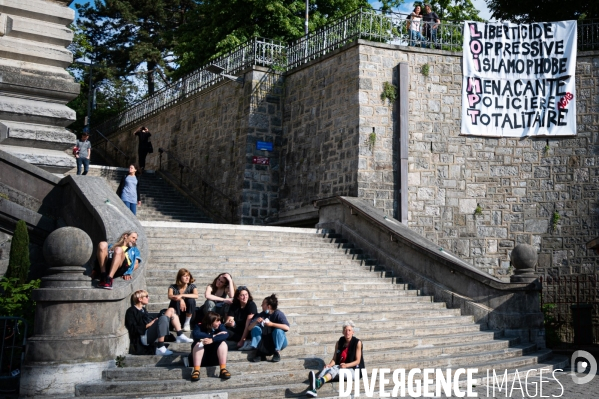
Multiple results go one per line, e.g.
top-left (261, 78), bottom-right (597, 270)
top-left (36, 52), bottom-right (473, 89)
top-left (0, 317), bottom-right (28, 395)
top-left (158, 148), bottom-right (238, 223)
top-left (94, 129), bottom-right (131, 167)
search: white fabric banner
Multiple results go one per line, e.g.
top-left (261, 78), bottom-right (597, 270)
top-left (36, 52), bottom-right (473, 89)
top-left (461, 21), bottom-right (577, 137)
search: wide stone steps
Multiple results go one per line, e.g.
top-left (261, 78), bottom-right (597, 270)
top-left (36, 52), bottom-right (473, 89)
top-left (75, 223), bottom-right (563, 398)
top-left (65, 166), bottom-right (212, 223)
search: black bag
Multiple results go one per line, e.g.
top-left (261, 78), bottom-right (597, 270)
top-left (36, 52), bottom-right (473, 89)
top-left (146, 141), bottom-right (154, 154)
top-left (256, 326), bottom-right (276, 355)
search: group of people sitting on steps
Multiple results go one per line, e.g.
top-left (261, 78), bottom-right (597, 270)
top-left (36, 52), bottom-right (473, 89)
top-left (124, 270), bottom-right (292, 384)
top-left (99, 231), bottom-right (364, 396)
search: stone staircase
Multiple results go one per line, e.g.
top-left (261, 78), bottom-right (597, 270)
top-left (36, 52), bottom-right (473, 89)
top-left (73, 222), bottom-right (567, 398)
top-left (65, 165), bottom-right (211, 223)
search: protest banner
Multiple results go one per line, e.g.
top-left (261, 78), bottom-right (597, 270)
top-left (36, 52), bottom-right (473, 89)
top-left (461, 21), bottom-right (577, 137)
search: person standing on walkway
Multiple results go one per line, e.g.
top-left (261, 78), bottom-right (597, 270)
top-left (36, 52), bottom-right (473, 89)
top-left (75, 132), bottom-right (92, 175)
top-left (117, 164), bottom-right (141, 215)
top-left (134, 126), bottom-right (152, 172)
top-left (422, 3), bottom-right (441, 49)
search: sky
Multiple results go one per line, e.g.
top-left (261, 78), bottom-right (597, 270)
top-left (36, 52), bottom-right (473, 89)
top-left (70, 0), bottom-right (493, 21)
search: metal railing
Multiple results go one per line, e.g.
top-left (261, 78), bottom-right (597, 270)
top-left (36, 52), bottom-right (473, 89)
top-left (93, 129), bottom-right (131, 168)
top-left (93, 9), bottom-right (599, 136)
top-left (158, 148), bottom-right (238, 223)
top-left (0, 317), bottom-right (28, 395)
top-left (540, 274), bottom-right (599, 345)
top-left (579, 18), bottom-right (599, 51)
top-left (94, 37), bottom-right (285, 135)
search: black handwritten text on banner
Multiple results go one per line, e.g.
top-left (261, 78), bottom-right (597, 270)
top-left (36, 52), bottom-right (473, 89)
top-left (461, 21), bottom-right (577, 137)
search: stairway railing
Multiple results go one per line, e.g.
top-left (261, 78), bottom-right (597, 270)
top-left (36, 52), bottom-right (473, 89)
top-left (93, 129), bottom-right (131, 168)
top-left (158, 148), bottom-right (238, 224)
top-left (0, 317), bottom-right (28, 395)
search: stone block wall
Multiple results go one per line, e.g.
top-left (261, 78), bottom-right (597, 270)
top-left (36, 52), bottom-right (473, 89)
top-left (354, 42), bottom-right (599, 278)
top-left (280, 45), bottom-right (362, 214)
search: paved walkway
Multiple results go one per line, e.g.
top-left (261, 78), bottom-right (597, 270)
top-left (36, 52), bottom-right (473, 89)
top-left (459, 366), bottom-right (599, 399)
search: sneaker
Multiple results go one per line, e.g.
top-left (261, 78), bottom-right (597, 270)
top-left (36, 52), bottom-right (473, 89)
top-left (271, 351), bottom-right (281, 362)
top-left (309, 371), bottom-right (316, 391)
top-left (315, 377), bottom-right (323, 389)
top-left (155, 346), bottom-right (173, 356)
top-left (240, 340), bottom-right (254, 351)
top-left (183, 322), bottom-right (191, 332)
top-left (306, 389), bottom-right (318, 397)
top-left (176, 334), bottom-right (193, 343)
top-left (102, 277), bottom-right (113, 290)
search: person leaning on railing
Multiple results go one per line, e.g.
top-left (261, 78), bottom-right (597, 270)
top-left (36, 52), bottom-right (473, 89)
top-left (422, 3), bottom-right (441, 49)
top-left (406, 5), bottom-right (425, 47)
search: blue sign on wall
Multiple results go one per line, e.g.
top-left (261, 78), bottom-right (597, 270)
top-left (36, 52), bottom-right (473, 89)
top-left (256, 141), bottom-right (273, 151)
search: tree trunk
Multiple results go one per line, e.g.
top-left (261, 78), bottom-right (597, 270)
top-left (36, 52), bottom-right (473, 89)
top-left (147, 60), bottom-right (156, 95)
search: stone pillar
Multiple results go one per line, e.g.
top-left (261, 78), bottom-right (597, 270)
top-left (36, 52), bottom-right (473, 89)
top-left (0, 0), bottom-right (80, 172)
top-left (510, 244), bottom-right (539, 284)
top-left (20, 226), bottom-right (129, 397)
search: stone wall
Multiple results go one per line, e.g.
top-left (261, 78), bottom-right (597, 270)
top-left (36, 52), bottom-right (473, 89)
top-left (280, 45), bottom-right (362, 215)
top-left (354, 42), bottom-right (599, 278)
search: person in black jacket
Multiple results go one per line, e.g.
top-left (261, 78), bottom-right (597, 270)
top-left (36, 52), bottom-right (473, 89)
top-left (134, 126), bottom-right (152, 172)
top-left (189, 311), bottom-right (231, 382)
top-left (116, 164), bottom-right (141, 215)
top-left (306, 321), bottom-right (364, 397)
top-left (125, 290), bottom-right (192, 356)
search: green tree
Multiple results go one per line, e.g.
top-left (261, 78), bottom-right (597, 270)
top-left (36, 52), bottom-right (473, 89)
top-left (6, 220), bottom-right (30, 285)
top-left (76, 0), bottom-right (197, 95)
top-left (173, 0), bottom-right (373, 78)
top-left (485, 0), bottom-right (598, 22)
top-left (422, 0), bottom-right (485, 22)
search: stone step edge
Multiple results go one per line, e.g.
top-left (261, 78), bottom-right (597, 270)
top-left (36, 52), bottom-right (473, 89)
top-left (141, 221), bottom-right (322, 234)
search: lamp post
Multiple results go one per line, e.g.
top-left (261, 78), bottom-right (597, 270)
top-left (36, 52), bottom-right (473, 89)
top-left (305, 0), bottom-right (309, 36)
top-left (73, 60), bottom-right (95, 135)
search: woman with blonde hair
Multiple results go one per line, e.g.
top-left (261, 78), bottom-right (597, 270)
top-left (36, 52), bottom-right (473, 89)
top-left (202, 272), bottom-right (235, 318)
top-left (125, 290), bottom-right (192, 356)
top-left (168, 268), bottom-right (199, 331)
top-left (306, 321), bottom-right (364, 397)
top-left (96, 230), bottom-right (142, 289)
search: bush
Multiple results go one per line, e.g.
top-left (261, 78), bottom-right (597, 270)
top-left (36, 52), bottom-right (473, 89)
top-left (6, 220), bottom-right (30, 285)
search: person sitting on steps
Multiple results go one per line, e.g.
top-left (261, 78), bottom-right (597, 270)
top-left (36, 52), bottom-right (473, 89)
top-left (247, 294), bottom-right (289, 363)
top-left (201, 272), bottom-right (235, 319)
top-left (168, 268), bottom-right (199, 332)
top-left (125, 290), bottom-right (192, 357)
top-left (224, 285), bottom-right (257, 350)
top-left (96, 231), bottom-right (141, 290)
top-left (190, 311), bottom-right (231, 382)
top-left (306, 320), bottom-right (364, 397)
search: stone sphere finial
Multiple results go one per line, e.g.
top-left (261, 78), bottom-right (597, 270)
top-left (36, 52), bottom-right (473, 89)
top-left (42, 227), bottom-right (93, 288)
top-left (43, 227), bottom-right (93, 267)
top-left (510, 244), bottom-right (538, 283)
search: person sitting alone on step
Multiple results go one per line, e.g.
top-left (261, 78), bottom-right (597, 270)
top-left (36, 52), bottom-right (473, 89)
top-left (247, 294), bottom-right (289, 363)
top-left (96, 231), bottom-right (141, 289)
top-left (168, 268), bottom-right (199, 332)
top-left (224, 285), bottom-right (257, 350)
top-left (201, 272), bottom-right (235, 319)
top-left (306, 320), bottom-right (364, 397)
top-left (189, 311), bottom-right (231, 382)
top-left (125, 290), bottom-right (193, 357)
